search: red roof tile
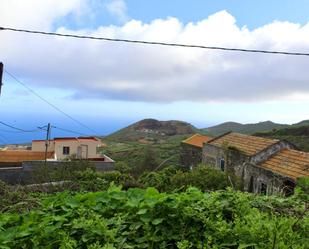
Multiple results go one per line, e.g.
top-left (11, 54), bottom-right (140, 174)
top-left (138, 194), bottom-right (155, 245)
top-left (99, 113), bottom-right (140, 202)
top-left (208, 132), bottom-right (279, 156)
top-left (182, 134), bottom-right (213, 148)
top-left (259, 149), bottom-right (309, 180)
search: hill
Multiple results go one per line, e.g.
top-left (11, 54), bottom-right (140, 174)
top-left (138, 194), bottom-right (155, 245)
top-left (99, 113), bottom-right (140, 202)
top-left (255, 125), bottom-right (309, 152)
top-left (105, 118), bottom-right (199, 143)
top-left (202, 121), bottom-right (288, 136)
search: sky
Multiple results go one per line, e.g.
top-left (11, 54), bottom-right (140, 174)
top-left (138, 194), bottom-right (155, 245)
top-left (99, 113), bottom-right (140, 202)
top-left (1, 0), bottom-right (309, 144)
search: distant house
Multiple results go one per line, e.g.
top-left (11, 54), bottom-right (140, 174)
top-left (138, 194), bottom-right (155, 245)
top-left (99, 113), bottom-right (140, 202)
top-left (202, 132), bottom-right (309, 195)
top-left (0, 136), bottom-right (114, 184)
top-left (32, 136), bottom-right (107, 160)
top-left (181, 134), bottom-right (213, 169)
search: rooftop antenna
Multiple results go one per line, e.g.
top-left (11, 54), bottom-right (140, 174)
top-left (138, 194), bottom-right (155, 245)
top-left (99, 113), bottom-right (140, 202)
top-left (0, 62), bottom-right (3, 96)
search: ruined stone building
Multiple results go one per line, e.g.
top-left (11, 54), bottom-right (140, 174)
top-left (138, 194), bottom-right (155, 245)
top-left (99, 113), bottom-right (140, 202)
top-left (181, 134), bottom-right (213, 169)
top-left (202, 132), bottom-right (309, 195)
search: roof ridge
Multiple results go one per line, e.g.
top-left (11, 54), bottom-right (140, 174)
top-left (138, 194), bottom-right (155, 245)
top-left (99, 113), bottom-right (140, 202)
top-left (206, 131), bottom-right (233, 144)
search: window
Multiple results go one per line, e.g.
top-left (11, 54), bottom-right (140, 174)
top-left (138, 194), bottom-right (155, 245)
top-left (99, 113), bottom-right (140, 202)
top-left (96, 145), bottom-right (102, 154)
top-left (63, 146), bottom-right (70, 155)
top-left (220, 158), bottom-right (225, 171)
top-left (260, 183), bottom-right (267, 195)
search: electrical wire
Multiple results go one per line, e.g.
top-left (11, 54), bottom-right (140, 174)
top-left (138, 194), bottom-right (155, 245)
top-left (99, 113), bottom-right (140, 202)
top-left (4, 70), bottom-right (98, 134)
top-left (51, 126), bottom-right (88, 136)
top-left (0, 121), bottom-right (43, 133)
top-left (1, 26), bottom-right (309, 57)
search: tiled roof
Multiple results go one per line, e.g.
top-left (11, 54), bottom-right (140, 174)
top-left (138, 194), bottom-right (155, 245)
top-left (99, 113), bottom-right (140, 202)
top-left (0, 150), bottom-right (54, 163)
top-left (33, 137), bottom-right (101, 143)
top-left (208, 132), bottom-right (279, 156)
top-left (182, 134), bottom-right (213, 148)
top-left (259, 149), bottom-right (309, 180)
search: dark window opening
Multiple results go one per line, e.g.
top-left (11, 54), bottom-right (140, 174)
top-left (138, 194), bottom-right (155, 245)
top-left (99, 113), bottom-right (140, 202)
top-left (248, 176), bottom-right (254, 193)
top-left (260, 183), bottom-right (267, 195)
top-left (282, 180), bottom-right (295, 197)
top-left (220, 159), bottom-right (225, 171)
top-left (63, 146), bottom-right (70, 155)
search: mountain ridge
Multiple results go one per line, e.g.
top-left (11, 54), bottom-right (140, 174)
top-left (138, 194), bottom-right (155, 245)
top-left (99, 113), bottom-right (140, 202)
top-left (104, 118), bottom-right (309, 143)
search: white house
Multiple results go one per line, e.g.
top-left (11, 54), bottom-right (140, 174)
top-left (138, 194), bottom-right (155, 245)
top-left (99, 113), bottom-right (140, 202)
top-left (32, 136), bottom-right (107, 160)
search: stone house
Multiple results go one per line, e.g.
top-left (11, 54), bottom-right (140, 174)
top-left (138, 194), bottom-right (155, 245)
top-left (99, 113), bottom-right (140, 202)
top-left (181, 134), bottom-right (213, 169)
top-left (202, 132), bottom-right (309, 195)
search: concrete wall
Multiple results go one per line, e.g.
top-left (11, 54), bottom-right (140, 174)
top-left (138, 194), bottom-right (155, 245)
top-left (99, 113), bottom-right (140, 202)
top-left (0, 160), bottom-right (115, 185)
top-left (0, 167), bottom-right (31, 185)
top-left (32, 141), bottom-right (55, 152)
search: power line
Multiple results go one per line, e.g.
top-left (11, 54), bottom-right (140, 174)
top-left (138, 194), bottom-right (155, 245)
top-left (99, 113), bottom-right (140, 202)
top-left (0, 121), bottom-right (43, 133)
top-left (52, 126), bottom-right (88, 136)
top-left (1, 26), bottom-right (309, 57)
top-left (4, 70), bottom-right (98, 134)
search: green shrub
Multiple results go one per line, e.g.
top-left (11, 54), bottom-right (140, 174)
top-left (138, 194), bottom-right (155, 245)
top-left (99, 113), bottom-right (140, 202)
top-left (170, 165), bottom-right (240, 192)
top-left (114, 161), bottom-right (131, 174)
top-left (0, 180), bottom-right (41, 213)
top-left (296, 177), bottom-right (309, 194)
top-left (0, 186), bottom-right (307, 248)
top-left (138, 166), bottom-right (177, 191)
top-left (31, 160), bottom-right (95, 183)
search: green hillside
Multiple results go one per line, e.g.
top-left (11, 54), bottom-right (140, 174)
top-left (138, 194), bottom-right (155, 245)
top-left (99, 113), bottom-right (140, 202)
top-left (255, 125), bottom-right (309, 152)
top-left (202, 121), bottom-right (288, 136)
top-left (105, 119), bottom-right (199, 143)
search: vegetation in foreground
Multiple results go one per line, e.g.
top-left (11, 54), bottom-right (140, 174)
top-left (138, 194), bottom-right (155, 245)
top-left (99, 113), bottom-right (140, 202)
top-left (0, 185), bottom-right (308, 249)
top-left (0, 163), bottom-right (308, 248)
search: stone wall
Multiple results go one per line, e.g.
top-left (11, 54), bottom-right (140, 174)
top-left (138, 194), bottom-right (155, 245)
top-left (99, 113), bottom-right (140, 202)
top-left (251, 141), bottom-right (295, 164)
top-left (243, 163), bottom-right (295, 195)
top-left (202, 144), bottom-right (249, 177)
top-left (180, 143), bottom-right (203, 169)
top-left (202, 143), bottom-right (296, 195)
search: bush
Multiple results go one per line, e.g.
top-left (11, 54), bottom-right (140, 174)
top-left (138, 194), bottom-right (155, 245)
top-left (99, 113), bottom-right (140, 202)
top-left (296, 177), bottom-right (309, 194)
top-left (0, 186), bottom-right (307, 248)
top-left (0, 180), bottom-right (41, 213)
top-left (74, 169), bottom-right (140, 191)
top-left (114, 161), bottom-right (131, 174)
top-left (170, 165), bottom-right (240, 192)
top-left (31, 160), bottom-right (95, 183)
top-left (139, 166), bottom-right (177, 191)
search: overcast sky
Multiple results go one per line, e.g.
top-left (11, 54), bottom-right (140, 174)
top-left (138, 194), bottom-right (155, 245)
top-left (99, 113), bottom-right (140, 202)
top-left (1, 0), bottom-right (309, 143)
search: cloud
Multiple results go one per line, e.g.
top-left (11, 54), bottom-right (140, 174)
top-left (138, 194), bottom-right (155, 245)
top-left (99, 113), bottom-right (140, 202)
top-left (1, 5), bottom-right (309, 103)
top-left (105, 0), bottom-right (128, 23)
top-left (0, 0), bottom-right (85, 29)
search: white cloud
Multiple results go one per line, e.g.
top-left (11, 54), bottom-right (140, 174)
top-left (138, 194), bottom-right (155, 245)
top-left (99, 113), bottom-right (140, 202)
top-left (0, 0), bottom-right (85, 29)
top-left (105, 0), bottom-right (128, 23)
top-left (1, 4), bottom-right (309, 103)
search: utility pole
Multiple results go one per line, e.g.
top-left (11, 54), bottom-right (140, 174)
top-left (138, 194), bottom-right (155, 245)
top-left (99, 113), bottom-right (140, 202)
top-left (0, 62), bottom-right (3, 96)
top-left (44, 123), bottom-right (51, 167)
